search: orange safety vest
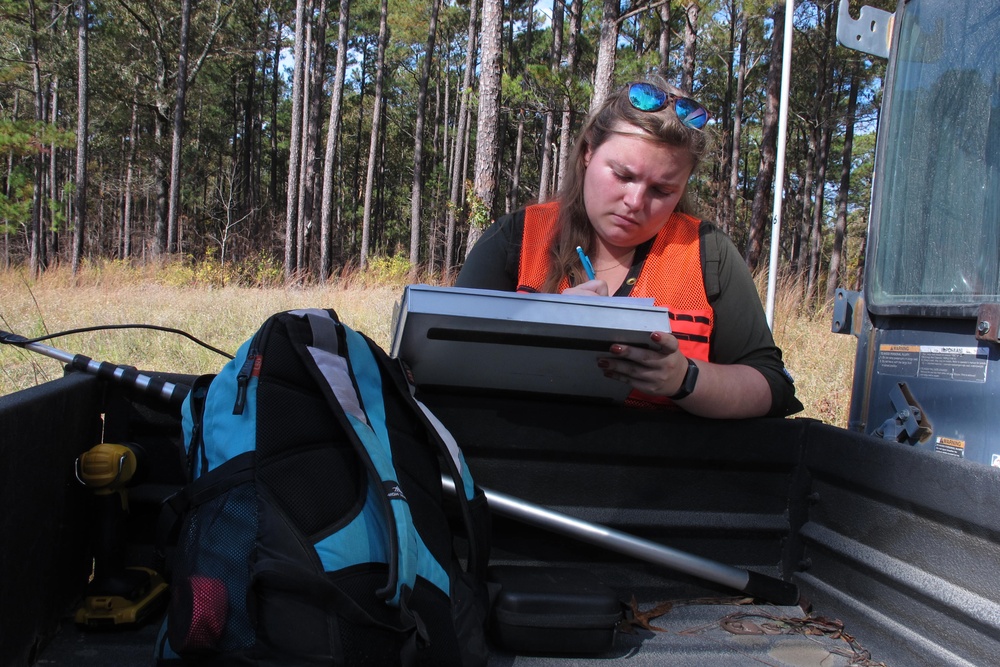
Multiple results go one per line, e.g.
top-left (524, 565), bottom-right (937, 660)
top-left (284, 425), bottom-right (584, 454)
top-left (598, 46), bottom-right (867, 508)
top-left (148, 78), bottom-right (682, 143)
top-left (518, 202), bottom-right (714, 405)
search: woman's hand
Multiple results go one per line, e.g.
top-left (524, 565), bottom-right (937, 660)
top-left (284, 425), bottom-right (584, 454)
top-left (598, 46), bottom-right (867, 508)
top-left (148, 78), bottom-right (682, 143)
top-left (561, 279), bottom-right (609, 297)
top-left (597, 331), bottom-right (774, 418)
top-left (597, 331), bottom-right (689, 396)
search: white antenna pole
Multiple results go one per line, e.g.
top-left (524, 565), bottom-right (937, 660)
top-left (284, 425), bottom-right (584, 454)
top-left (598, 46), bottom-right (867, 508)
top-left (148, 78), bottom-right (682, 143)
top-left (765, 0), bottom-right (796, 329)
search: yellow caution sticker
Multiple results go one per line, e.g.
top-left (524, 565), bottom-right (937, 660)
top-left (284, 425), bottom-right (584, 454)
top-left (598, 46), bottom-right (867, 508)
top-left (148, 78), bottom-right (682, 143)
top-left (934, 436), bottom-right (966, 457)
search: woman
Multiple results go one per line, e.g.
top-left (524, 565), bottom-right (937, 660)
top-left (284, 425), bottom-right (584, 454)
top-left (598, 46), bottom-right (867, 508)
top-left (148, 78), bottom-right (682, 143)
top-left (457, 78), bottom-right (801, 418)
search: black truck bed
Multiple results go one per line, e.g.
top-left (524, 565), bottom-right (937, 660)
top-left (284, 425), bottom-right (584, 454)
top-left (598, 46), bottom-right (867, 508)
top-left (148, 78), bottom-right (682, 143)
top-left (3, 373), bottom-right (1000, 666)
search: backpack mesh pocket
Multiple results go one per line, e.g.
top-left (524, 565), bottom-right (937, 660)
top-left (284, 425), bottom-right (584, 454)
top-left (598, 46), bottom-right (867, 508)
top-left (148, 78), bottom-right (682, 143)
top-left (168, 477), bottom-right (258, 655)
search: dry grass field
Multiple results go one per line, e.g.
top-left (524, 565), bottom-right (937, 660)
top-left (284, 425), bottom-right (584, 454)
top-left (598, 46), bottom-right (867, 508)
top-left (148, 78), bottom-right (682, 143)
top-left (0, 262), bottom-right (857, 426)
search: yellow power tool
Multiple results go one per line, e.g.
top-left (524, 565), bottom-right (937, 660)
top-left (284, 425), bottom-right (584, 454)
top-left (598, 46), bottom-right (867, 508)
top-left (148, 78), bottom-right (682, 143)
top-left (73, 443), bottom-right (169, 626)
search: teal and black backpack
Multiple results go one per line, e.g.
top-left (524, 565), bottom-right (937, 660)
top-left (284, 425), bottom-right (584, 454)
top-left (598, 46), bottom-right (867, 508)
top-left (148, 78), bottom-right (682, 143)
top-left (156, 308), bottom-right (491, 666)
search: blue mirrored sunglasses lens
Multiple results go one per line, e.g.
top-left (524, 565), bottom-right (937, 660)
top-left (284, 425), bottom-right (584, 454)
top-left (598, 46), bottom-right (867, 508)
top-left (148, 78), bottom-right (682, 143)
top-left (674, 97), bottom-right (709, 129)
top-left (629, 83), bottom-right (667, 112)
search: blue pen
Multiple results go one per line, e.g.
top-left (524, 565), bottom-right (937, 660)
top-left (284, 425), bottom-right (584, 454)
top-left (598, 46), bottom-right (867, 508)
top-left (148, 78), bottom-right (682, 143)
top-left (575, 246), bottom-right (597, 281)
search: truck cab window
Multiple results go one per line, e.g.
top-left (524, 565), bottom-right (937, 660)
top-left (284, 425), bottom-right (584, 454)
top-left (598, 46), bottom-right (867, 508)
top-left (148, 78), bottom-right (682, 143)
top-left (871, 0), bottom-right (1000, 310)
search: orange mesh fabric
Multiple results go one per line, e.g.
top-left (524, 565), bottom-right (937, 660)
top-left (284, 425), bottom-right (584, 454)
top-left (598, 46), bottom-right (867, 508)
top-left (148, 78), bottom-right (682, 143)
top-left (633, 212), bottom-right (708, 311)
top-left (518, 204), bottom-right (713, 361)
top-left (633, 212), bottom-right (713, 362)
top-left (518, 201), bottom-right (562, 292)
top-left (517, 204), bottom-right (714, 408)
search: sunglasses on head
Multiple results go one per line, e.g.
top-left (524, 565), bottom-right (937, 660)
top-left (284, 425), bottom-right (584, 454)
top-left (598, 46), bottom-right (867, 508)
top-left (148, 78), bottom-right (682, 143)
top-left (627, 82), bottom-right (710, 130)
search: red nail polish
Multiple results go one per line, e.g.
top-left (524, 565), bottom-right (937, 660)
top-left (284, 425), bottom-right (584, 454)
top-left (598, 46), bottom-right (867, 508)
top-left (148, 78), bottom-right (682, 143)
top-left (650, 332), bottom-right (662, 342)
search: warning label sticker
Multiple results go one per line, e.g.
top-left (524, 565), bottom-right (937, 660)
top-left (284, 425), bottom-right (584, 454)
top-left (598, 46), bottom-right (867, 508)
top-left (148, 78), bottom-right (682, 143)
top-left (935, 436), bottom-right (966, 458)
top-left (877, 345), bottom-right (988, 383)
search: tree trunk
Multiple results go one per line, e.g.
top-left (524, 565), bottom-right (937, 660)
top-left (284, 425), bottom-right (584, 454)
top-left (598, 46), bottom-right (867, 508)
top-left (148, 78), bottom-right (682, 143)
top-left (725, 13), bottom-right (748, 237)
top-left (745, 3), bottom-right (785, 271)
top-left (658, 2), bottom-right (670, 74)
top-left (827, 69), bottom-right (860, 300)
top-left (123, 87), bottom-right (139, 260)
top-left (166, 0), bottom-right (192, 255)
top-left (270, 11), bottom-right (281, 208)
top-left (47, 2), bottom-right (62, 266)
top-left (295, 6), bottom-right (313, 274)
top-left (360, 0), bottom-right (389, 271)
top-left (4, 91), bottom-right (18, 268)
top-left (467, 0), bottom-right (502, 255)
top-left (508, 112), bottom-right (525, 212)
top-left (300, 0), bottom-right (327, 274)
top-left (153, 105), bottom-right (168, 256)
top-left (320, 0), bottom-right (350, 280)
top-left (853, 221), bottom-right (867, 291)
top-left (808, 124), bottom-right (832, 299)
top-left (284, 0), bottom-right (307, 279)
top-left (716, 3), bottom-right (736, 232)
top-left (537, 0), bottom-right (563, 203)
top-left (557, 0), bottom-right (582, 189)
top-left (681, 2), bottom-right (699, 91)
top-left (409, 0), bottom-right (442, 273)
top-left (49, 74), bottom-right (59, 267)
top-left (429, 71), bottom-right (447, 274)
top-left (444, 0), bottom-right (480, 277)
top-left (590, 0), bottom-right (619, 112)
top-left (73, 0), bottom-right (89, 273)
top-left (239, 4), bottom-right (260, 238)
top-left (806, 2), bottom-right (836, 300)
top-left (28, 0), bottom-right (46, 277)
top-left (794, 129), bottom-right (816, 276)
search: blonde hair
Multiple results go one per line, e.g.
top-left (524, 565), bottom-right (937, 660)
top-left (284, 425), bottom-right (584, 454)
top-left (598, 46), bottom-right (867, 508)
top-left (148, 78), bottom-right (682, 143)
top-left (542, 77), bottom-right (711, 293)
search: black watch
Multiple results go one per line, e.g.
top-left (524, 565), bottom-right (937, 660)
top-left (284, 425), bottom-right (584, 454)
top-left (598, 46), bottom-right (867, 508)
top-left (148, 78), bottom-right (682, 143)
top-left (668, 357), bottom-right (699, 400)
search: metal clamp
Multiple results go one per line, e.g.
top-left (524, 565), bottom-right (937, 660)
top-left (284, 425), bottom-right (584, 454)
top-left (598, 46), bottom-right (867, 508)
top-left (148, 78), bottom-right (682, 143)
top-left (836, 0), bottom-right (894, 59)
top-left (976, 304), bottom-right (1000, 344)
top-left (873, 382), bottom-right (932, 445)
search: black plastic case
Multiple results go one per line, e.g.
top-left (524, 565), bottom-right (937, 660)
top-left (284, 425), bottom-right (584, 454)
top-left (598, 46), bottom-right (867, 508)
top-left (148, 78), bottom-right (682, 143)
top-left (488, 565), bottom-right (624, 655)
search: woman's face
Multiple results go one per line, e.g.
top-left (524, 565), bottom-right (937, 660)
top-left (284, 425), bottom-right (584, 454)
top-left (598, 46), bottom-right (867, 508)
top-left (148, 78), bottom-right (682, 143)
top-left (582, 122), bottom-right (694, 252)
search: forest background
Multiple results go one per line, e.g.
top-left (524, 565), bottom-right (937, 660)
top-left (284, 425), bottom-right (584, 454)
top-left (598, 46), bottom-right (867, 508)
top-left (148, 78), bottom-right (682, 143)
top-left (1, 0), bottom-right (893, 291)
top-left (0, 0), bottom-right (893, 423)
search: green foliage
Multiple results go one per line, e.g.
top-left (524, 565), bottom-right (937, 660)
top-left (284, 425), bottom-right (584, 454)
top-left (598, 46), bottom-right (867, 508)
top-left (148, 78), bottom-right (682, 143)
top-left (46, 196), bottom-right (66, 233)
top-left (0, 120), bottom-right (76, 155)
top-left (157, 251), bottom-right (227, 288)
top-left (156, 248), bottom-right (284, 288)
top-left (0, 167), bottom-right (32, 226)
top-left (465, 182), bottom-right (489, 231)
top-left (233, 250), bottom-right (285, 288)
top-left (362, 253), bottom-right (413, 286)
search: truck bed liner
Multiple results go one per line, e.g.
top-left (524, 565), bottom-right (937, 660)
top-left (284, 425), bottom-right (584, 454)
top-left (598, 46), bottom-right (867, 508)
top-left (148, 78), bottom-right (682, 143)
top-left (35, 601), bottom-right (876, 667)
top-left (3, 374), bottom-right (999, 666)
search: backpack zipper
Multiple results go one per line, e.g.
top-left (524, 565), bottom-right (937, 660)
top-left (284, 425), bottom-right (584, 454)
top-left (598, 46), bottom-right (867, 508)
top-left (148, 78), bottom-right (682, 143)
top-left (232, 317), bottom-right (277, 415)
top-left (233, 352), bottom-right (261, 415)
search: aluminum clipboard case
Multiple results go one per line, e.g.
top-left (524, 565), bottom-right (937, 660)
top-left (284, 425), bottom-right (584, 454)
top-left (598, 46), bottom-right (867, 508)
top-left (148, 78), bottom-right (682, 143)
top-left (390, 285), bottom-right (671, 403)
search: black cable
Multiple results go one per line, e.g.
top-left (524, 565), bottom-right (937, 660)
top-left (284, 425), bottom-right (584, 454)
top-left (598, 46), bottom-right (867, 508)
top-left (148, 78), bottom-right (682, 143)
top-left (0, 323), bottom-right (235, 360)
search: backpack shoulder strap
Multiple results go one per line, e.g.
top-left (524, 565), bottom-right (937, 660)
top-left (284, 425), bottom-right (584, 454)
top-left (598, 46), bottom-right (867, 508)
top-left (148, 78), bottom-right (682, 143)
top-left (699, 220), bottom-right (723, 303)
top-left (180, 373), bottom-right (215, 480)
top-left (289, 308), bottom-right (447, 606)
top-left (371, 337), bottom-right (490, 578)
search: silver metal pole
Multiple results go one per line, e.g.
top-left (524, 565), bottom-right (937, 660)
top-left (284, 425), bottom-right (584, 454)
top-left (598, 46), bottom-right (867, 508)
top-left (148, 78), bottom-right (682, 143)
top-left (442, 475), bottom-right (799, 605)
top-left (1, 332), bottom-right (186, 405)
top-left (765, 0), bottom-right (796, 329)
